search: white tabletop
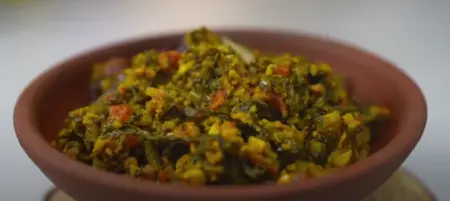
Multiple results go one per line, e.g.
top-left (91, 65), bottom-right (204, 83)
top-left (2, 1), bottom-right (449, 200)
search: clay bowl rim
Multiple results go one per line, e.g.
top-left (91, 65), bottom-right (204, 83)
top-left (14, 28), bottom-right (427, 200)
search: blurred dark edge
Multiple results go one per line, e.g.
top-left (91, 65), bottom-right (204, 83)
top-left (42, 168), bottom-right (437, 201)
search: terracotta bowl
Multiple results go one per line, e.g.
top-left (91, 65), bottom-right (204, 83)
top-left (14, 29), bottom-right (427, 201)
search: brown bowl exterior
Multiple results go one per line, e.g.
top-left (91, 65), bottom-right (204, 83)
top-left (14, 29), bottom-right (427, 201)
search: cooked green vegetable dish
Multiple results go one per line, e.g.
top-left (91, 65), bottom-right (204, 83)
top-left (52, 27), bottom-right (389, 186)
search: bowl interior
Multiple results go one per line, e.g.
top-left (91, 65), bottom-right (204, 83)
top-left (35, 31), bottom-right (402, 161)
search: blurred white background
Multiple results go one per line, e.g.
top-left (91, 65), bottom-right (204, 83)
top-left (1, 0), bottom-right (449, 200)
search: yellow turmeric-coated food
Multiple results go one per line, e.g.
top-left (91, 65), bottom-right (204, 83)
top-left (52, 27), bottom-right (389, 186)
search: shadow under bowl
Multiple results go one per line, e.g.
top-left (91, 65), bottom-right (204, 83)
top-left (14, 28), bottom-right (427, 201)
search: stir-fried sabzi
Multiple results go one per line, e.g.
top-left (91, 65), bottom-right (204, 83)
top-left (52, 27), bottom-right (389, 186)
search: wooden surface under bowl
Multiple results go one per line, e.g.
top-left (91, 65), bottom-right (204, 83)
top-left (14, 29), bottom-right (427, 201)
